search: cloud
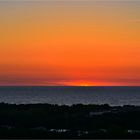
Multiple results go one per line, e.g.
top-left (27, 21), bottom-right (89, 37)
top-left (128, 19), bottom-right (140, 23)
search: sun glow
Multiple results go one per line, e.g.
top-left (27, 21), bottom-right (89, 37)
top-left (60, 80), bottom-right (130, 86)
top-left (61, 81), bottom-right (97, 86)
top-left (80, 84), bottom-right (89, 87)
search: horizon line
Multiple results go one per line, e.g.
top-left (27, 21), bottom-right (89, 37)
top-left (0, 85), bottom-right (140, 87)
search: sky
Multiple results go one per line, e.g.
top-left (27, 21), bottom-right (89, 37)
top-left (0, 0), bottom-right (140, 86)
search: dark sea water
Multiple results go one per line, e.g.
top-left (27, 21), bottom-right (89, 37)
top-left (0, 86), bottom-right (140, 106)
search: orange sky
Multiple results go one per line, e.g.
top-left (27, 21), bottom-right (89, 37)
top-left (0, 1), bottom-right (140, 86)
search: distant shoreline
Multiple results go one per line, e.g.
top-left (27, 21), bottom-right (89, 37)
top-left (0, 102), bottom-right (140, 107)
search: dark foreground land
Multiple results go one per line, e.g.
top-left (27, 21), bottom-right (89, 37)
top-left (0, 103), bottom-right (140, 138)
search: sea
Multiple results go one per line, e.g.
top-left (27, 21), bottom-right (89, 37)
top-left (0, 86), bottom-right (140, 106)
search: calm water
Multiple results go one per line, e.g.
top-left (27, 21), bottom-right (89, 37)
top-left (0, 86), bottom-right (140, 106)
